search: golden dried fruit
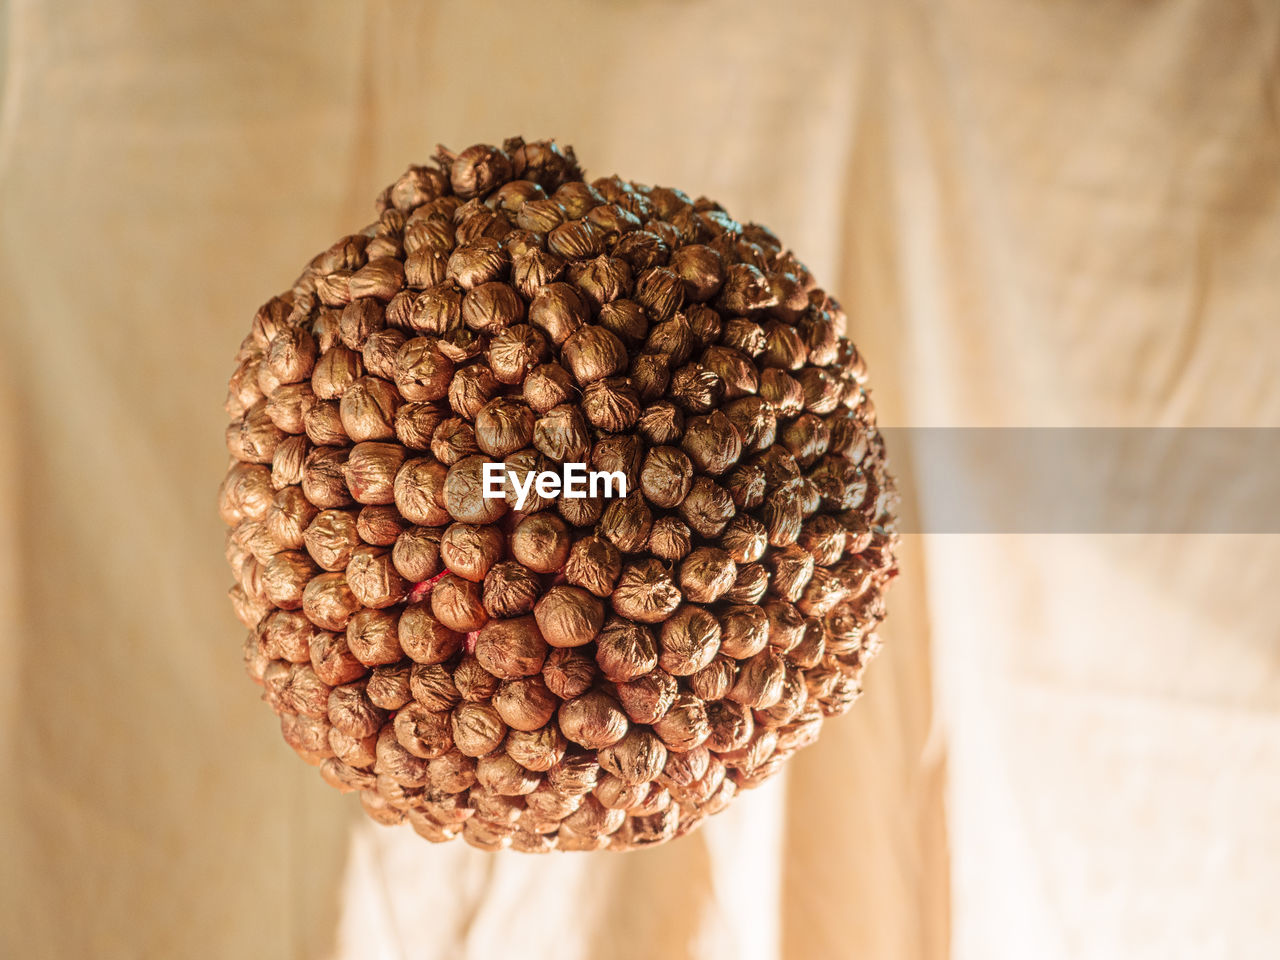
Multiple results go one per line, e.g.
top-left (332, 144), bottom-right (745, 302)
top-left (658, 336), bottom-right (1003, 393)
top-left (534, 585), bottom-right (605, 648)
top-left (221, 136), bottom-right (896, 852)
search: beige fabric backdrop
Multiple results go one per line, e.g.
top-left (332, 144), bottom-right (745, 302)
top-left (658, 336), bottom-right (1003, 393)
top-left (1, 2), bottom-right (1276, 959)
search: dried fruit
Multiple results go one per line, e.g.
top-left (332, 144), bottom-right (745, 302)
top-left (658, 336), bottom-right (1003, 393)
top-left (678, 547), bottom-right (737, 604)
top-left (221, 137), bottom-right (896, 851)
top-left (439, 522), bottom-right (505, 582)
top-left (558, 690), bottom-right (628, 749)
top-left (509, 513), bottom-right (571, 574)
top-left (563, 535), bottom-right (622, 597)
top-left (482, 560), bottom-right (541, 618)
top-left (611, 559), bottom-right (681, 623)
top-left (534, 585), bottom-right (605, 648)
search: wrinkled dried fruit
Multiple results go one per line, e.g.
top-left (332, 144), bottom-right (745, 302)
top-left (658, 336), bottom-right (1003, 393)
top-left (222, 136), bottom-right (896, 852)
